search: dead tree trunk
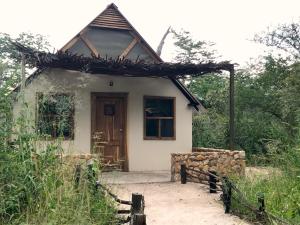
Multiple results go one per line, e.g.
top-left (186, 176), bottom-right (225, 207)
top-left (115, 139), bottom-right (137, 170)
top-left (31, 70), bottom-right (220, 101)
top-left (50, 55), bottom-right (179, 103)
top-left (156, 26), bottom-right (171, 57)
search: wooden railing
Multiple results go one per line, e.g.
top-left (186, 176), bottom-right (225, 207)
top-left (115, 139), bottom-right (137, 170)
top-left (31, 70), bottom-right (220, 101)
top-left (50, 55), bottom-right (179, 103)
top-left (180, 164), bottom-right (293, 225)
top-left (74, 163), bottom-right (146, 225)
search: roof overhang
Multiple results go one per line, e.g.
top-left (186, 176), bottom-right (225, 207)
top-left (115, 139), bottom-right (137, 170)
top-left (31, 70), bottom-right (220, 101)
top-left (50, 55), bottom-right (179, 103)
top-left (13, 43), bottom-right (234, 110)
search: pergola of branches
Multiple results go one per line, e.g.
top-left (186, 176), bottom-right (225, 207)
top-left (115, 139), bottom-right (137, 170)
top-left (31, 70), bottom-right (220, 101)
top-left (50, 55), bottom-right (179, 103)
top-left (13, 43), bottom-right (234, 78)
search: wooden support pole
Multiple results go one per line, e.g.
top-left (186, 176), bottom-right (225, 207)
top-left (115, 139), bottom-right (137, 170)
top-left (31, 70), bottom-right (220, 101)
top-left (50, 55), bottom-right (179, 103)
top-left (180, 164), bottom-right (187, 184)
top-left (229, 66), bottom-right (235, 150)
top-left (209, 171), bottom-right (217, 193)
top-left (21, 53), bottom-right (25, 94)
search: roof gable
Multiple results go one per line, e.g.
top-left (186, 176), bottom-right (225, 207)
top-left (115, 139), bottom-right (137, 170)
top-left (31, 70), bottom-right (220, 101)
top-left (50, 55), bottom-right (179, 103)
top-left (61, 3), bottom-right (162, 63)
top-left (90, 4), bottom-right (131, 30)
top-left (14, 3), bottom-right (200, 110)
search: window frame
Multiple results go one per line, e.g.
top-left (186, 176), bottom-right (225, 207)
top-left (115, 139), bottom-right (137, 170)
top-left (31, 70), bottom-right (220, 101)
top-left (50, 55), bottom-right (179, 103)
top-left (143, 96), bottom-right (176, 140)
top-left (36, 92), bottom-right (75, 140)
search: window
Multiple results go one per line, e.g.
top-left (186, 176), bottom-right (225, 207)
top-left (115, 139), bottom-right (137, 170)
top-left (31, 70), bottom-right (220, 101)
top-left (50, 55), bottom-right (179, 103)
top-left (37, 93), bottom-right (74, 139)
top-left (144, 96), bottom-right (175, 140)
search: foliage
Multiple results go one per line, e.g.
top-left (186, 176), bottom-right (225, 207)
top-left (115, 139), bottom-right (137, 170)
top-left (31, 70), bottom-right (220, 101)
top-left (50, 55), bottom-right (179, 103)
top-left (183, 23), bottom-right (300, 223)
top-left (243, 58), bottom-right (300, 153)
top-left (231, 148), bottom-right (300, 224)
top-left (190, 57), bottom-right (300, 157)
top-left (193, 110), bottom-right (228, 148)
top-left (171, 29), bottom-right (218, 63)
top-left (254, 21), bottom-right (300, 60)
top-left (0, 32), bottom-right (117, 225)
top-left (189, 75), bottom-right (229, 148)
top-left (171, 23), bottom-right (300, 157)
top-left (0, 32), bottom-right (51, 90)
top-left (0, 132), bottom-right (117, 225)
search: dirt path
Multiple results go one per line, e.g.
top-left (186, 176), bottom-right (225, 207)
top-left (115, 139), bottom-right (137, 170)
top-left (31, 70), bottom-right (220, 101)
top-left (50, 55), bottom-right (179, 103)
top-left (111, 182), bottom-right (250, 225)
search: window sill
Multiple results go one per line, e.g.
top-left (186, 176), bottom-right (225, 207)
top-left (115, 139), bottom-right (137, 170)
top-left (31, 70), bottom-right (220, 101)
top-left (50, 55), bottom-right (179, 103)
top-left (144, 137), bottom-right (176, 141)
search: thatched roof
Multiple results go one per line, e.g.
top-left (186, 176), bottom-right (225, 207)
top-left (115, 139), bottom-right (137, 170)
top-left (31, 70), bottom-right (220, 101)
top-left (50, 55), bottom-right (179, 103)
top-left (14, 43), bottom-right (234, 79)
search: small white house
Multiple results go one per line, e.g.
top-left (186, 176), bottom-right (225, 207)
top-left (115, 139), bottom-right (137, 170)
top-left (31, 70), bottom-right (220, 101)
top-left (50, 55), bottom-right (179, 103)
top-left (14, 3), bottom-right (200, 171)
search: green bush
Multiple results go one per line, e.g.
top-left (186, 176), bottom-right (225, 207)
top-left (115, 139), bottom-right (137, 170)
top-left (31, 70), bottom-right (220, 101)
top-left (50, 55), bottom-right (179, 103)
top-left (193, 111), bottom-right (228, 148)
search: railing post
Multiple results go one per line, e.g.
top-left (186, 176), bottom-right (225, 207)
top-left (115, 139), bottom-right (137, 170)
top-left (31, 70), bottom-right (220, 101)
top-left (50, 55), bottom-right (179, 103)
top-left (87, 159), bottom-right (95, 183)
top-left (132, 193), bottom-right (143, 214)
top-left (209, 171), bottom-right (217, 193)
top-left (74, 164), bottom-right (81, 189)
top-left (131, 193), bottom-right (146, 225)
top-left (95, 180), bottom-right (100, 191)
top-left (258, 193), bottom-right (265, 212)
top-left (256, 192), bottom-right (265, 221)
top-left (222, 177), bottom-right (232, 213)
top-left (132, 213), bottom-right (146, 225)
top-left (180, 164), bottom-right (187, 184)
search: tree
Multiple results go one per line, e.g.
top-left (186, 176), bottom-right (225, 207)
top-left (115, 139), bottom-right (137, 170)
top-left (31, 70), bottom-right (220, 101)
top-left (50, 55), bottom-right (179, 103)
top-left (254, 21), bottom-right (300, 60)
top-left (171, 30), bottom-right (228, 148)
top-left (171, 29), bottom-right (218, 63)
top-left (0, 32), bottom-right (51, 90)
top-left (189, 75), bottom-right (229, 149)
top-left (0, 32), bottom-right (52, 150)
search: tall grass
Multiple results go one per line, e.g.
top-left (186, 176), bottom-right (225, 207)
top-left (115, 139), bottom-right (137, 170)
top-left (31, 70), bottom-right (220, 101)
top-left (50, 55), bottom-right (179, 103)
top-left (231, 148), bottom-right (300, 224)
top-left (0, 91), bottom-right (117, 224)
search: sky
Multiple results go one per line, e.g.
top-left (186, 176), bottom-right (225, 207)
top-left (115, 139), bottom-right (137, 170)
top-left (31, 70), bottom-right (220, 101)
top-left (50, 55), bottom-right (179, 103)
top-left (0, 0), bottom-right (299, 67)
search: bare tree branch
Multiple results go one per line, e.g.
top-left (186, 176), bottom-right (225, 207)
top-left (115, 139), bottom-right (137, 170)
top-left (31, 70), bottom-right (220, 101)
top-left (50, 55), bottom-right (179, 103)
top-left (156, 26), bottom-right (171, 57)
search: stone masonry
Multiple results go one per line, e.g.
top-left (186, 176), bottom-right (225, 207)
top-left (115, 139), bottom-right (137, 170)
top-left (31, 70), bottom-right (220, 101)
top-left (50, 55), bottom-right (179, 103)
top-left (171, 147), bottom-right (246, 182)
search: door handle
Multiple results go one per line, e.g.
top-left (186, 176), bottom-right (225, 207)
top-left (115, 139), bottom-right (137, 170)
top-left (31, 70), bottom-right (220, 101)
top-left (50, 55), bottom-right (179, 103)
top-left (120, 129), bottom-right (123, 132)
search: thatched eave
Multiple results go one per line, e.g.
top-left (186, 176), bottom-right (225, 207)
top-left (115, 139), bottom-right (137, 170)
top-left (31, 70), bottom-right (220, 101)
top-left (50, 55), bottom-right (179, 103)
top-left (14, 43), bottom-right (234, 79)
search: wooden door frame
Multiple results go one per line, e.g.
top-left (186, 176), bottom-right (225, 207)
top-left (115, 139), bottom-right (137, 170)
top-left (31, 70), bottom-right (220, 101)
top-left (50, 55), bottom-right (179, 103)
top-left (91, 92), bottom-right (129, 171)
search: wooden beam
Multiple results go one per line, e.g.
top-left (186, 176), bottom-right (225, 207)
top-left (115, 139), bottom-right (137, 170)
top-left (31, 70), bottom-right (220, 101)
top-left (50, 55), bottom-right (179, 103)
top-left (129, 31), bottom-right (161, 63)
top-left (229, 66), bottom-right (235, 150)
top-left (120, 38), bottom-right (138, 58)
top-left (80, 36), bottom-right (100, 57)
top-left (128, 31), bottom-right (161, 62)
top-left (21, 53), bottom-right (25, 103)
top-left (61, 36), bottom-right (79, 52)
top-left (21, 53), bottom-right (25, 92)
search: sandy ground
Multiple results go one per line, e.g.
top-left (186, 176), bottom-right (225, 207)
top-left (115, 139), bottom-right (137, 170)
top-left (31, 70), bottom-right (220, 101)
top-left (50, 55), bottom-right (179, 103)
top-left (102, 172), bottom-right (250, 225)
top-left (246, 167), bottom-right (281, 179)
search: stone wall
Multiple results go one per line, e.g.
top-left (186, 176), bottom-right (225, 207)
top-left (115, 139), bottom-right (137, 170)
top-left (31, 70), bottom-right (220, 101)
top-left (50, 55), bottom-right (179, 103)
top-left (171, 147), bottom-right (246, 182)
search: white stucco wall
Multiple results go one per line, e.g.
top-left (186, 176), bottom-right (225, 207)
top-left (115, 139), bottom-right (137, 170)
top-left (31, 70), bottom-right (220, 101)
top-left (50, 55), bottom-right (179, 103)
top-left (14, 69), bottom-right (193, 171)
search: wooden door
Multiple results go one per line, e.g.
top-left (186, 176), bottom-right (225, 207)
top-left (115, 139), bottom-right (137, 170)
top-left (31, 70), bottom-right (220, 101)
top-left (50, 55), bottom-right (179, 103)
top-left (91, 93), bottom-right (127, 171)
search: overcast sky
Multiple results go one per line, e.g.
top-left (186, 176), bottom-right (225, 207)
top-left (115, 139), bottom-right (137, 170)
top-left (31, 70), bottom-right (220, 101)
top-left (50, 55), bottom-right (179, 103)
top-left (1, 0), bottom-right (299, 67)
